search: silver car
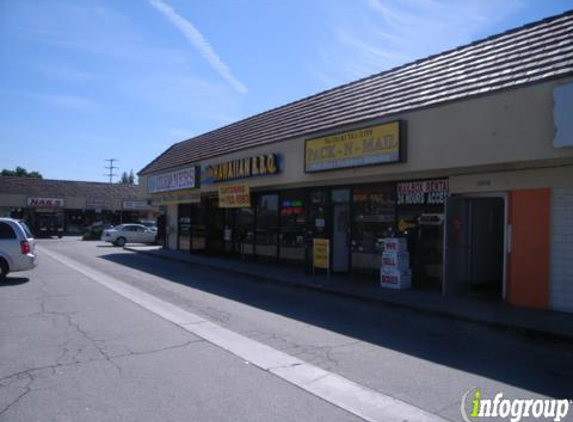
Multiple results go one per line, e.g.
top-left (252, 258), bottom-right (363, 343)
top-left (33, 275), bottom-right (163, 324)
top-left (0, 218), bottom-right (38, 281)
top-left (101, 224), bottom-right (157, 247)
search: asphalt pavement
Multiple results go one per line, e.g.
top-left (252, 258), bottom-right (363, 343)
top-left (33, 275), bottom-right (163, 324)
top-left (1, 237), bottom-right (572, 422)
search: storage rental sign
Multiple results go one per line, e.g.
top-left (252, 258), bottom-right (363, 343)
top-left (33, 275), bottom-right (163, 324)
top-left (397, 179), bottom-right (449, 205)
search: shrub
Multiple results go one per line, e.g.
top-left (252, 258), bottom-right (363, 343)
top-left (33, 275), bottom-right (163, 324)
top-left (82, 229), bottom-right (102, 241)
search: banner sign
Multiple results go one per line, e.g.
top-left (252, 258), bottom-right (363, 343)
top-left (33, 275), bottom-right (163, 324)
top-left (305, 121), bottom-right (402, 172)
top-left (86, 198), bottom-right (110, 208)
top-left (218, 184), bottom-right (251, 208)
top-left (122, 200), bottom-right (151, 210)
top-left (313, 238), bottom-right (330, 270)
top-left (202, 153), bottom-right (280, 184)
top-left (27, 197), bottom-right (64, 207)
top-left (150, 191), bottom-right (200, 205)
top-left (397, 178), bottom-right (449, 205)
top-left (147, 167), bottom-right (197, 194)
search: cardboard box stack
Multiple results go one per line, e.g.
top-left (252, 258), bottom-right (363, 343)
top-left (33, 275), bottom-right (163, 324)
top-left (380, 238), bottom-right (412, 289)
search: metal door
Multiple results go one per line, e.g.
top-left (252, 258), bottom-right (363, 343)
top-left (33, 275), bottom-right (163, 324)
top-left (444, 197), bottom-right (505, 297)
top-left (443, 197), bottom-right (471, 296)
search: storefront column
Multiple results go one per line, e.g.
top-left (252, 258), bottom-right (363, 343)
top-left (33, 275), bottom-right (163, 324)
top-left (507, 189), bottom-right (551, 309)
top-left (166, 203), bottom-right (178, 250)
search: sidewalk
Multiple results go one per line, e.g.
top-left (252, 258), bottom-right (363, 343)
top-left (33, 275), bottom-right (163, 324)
top-left (124, 245), bottom-right (573, 342)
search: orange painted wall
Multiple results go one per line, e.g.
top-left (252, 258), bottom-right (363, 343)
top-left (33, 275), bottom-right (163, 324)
top-left (507, 189), bottom-right (550, 309)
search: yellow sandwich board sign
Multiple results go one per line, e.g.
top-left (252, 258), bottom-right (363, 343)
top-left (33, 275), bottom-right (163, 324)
top-left (313, 238), bottom-right (330, 272)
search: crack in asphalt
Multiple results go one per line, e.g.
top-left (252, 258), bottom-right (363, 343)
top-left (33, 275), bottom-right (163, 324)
top-left (0, 340), bottom-right (202, 418)
top-left (116, 339), bottom-right (205, 359)
top-left (0, 278), bottom-right (204, 419)
top-left (199, 306), bottom-right (232, 324)
top-left (35, 279), bottom-right (123, 373)
top-left (244, 330), bottom-right (361, 370)
top-left (0, 373), bottom-right (32, 419)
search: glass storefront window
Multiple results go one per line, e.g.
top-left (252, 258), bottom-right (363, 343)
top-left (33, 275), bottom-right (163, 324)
top-left (255, 193), bottom-right (278, 259)
top-left (279, 191), bottom-right (307, 264)
top-left (235, 207), bottom-right (254, 256)
top-left (204, 197), bottom-right (225, 255)
top-left (351, 184), bottom-right (396, 272)
top-left (396, 178), bottom-right (448, 289)
top-left (331, 189), bottom-right (350, 203)
top-left (190, 204), bottom-right (206, 251)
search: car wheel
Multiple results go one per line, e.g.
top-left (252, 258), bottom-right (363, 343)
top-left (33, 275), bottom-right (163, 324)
top-left (0, 259), bottom-right (8, 282)
top-left (116, 237), bottom-right (127, 247)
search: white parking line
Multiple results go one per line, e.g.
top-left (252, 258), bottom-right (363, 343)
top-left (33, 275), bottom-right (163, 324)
top-left (39, 246), bottom-right (449, 422)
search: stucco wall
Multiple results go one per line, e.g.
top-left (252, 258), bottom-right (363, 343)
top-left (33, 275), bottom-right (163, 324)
top-left (449, 165), bottom-right (573, 194)
top-left (0, 193), bottom-right (26, 207)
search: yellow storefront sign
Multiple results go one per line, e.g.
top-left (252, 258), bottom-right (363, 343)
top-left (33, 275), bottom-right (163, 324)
top-left (313, 238), bottom-right (330, 270)
top-left (218, 183), bottom-right (251, 208)
top-left (305, 121), bottom-right (402, 172)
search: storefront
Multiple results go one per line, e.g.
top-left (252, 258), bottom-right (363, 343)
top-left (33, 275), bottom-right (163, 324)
top-left (139, 12), bottom-right (573, 312)
top-left (0, 178), bottom-right (156, 234)
top-left (172, 177), bottom-right (447, 288)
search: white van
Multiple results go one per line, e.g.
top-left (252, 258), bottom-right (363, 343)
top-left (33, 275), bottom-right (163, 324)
top-left (0, 218), bottom-right (38, 281)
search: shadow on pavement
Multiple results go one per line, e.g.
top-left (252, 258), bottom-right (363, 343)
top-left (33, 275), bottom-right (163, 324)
top-left (98, 251), bottom-right (573, 399)
top-left (0, 277), bottom-right (30, 286)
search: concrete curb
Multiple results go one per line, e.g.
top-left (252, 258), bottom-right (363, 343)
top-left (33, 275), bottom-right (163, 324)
top-left (124, 246), bottom-right (573, 343)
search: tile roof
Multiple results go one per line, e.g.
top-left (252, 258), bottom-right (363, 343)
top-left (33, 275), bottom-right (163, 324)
top-left (0, 177), bottom-right (139, 199)
top-left (140, 10), bottom-right (573, 175)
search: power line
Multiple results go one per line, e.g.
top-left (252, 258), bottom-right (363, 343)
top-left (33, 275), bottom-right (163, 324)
top-left (104, 158), bottom-right (119, 184)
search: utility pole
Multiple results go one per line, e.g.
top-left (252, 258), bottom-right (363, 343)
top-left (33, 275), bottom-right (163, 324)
top-left (104, 159), bottom-right (119, 184)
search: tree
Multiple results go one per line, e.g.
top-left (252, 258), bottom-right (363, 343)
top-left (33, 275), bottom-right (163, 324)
top-left (1, 166), bottom-right (43, 179)
top-left (118, 169), bottom-right (136, 184)
top-left (119, 171), bottom-right (130, 184)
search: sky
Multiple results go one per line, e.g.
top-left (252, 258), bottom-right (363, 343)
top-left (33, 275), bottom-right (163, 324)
top-left (1, 0), bottom-right (572, 183)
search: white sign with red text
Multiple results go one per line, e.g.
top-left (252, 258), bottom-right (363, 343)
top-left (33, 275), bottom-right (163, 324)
top-left (27, 197), bottom-right (64, 207)
top-left (381, 237), bottom-right (411, 289)
top-left (397, 178), bottom-right (449, 205)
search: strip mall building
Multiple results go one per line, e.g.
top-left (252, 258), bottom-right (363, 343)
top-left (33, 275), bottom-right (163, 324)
top-left (0, 178), bottom-right (155, 234)
top-left (140, 12), bottom-right (573, 313)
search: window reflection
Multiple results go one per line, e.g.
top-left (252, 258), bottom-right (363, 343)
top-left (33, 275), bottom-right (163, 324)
top-left (351, 184), bottom-right (396, 272)
top-left (279, 191), bottom-right (307, 264)
top-left (255, 194), bottom-right (278, 259)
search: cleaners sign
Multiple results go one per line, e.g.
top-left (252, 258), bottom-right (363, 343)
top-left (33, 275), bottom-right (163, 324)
top-left (397, 179), bottom-right (449, 205)
top-left (147, 167), bottom-right (197, 194)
